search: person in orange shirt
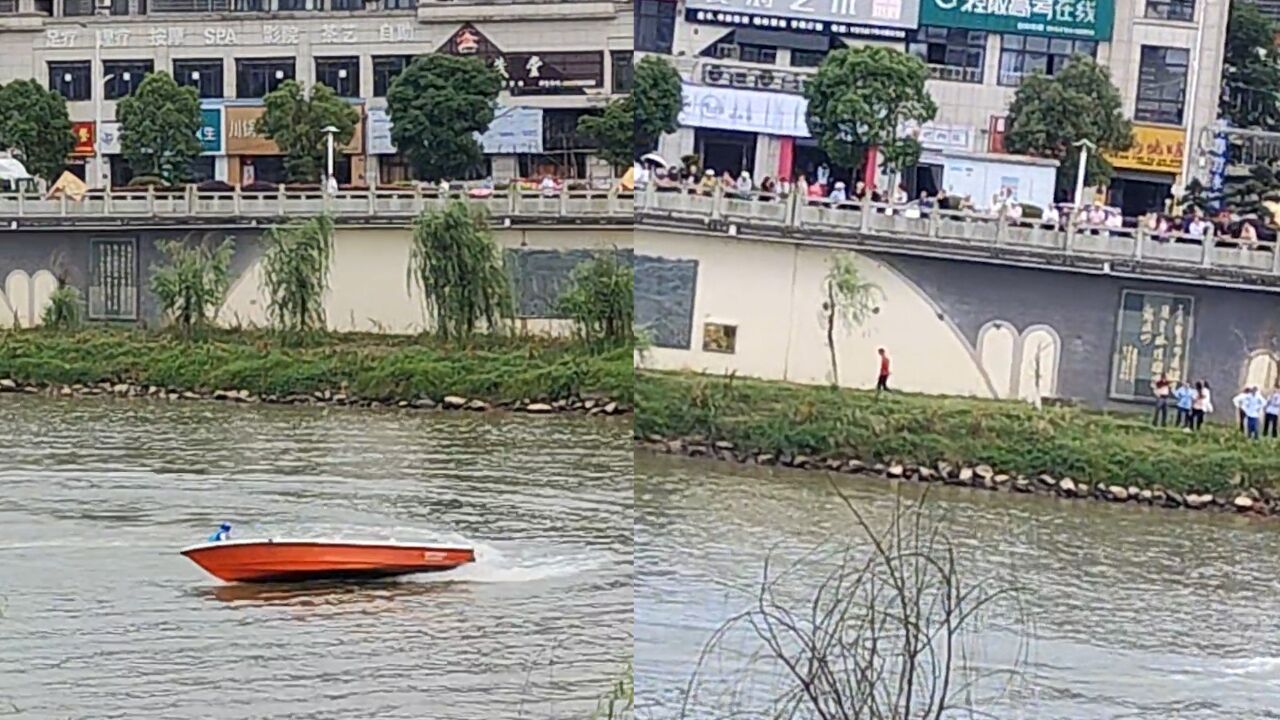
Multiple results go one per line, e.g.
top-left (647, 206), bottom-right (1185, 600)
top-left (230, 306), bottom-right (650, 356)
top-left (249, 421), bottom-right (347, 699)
top-left (876, 348), bottom-right (891, 399)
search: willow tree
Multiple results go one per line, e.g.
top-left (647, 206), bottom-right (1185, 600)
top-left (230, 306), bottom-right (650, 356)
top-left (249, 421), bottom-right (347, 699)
top-left (408, 201), bottom-right (512, 340)
top-left (261, 214), bottom-right (334, 338)
top-left (557, 251), bottom-right (633, 350)
top-left (823, 255), bottom-right (880, 387)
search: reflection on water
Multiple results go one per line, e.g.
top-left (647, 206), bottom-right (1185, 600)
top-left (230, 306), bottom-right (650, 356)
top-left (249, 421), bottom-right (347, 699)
top-left (0, 395), bottom-right (632, 720)
top-left (635, 454), bottom-right (1280, 720)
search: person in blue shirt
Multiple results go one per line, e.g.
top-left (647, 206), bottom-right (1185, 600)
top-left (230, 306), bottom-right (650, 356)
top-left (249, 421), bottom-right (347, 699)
top-left (208, 523), bottom-right (232, 542)
top-left (1173, 381), bottom-right (1195, 429)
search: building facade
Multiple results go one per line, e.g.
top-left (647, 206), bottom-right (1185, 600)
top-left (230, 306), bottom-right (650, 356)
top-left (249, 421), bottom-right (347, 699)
top-left (647, 0), bottom-right (1228, 215)
top-left (0, 0), bottom-right (634, 187)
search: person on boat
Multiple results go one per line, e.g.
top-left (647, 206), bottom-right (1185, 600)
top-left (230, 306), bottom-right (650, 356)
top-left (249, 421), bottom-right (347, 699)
top-left (208, 523), bottom-right (232, 542)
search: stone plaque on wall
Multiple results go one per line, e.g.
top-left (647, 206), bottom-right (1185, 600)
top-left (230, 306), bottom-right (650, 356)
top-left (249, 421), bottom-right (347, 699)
top-left (635, 255), bottom-right (698, 350)
top-left (505, 248), bottom-right (633, 319)
top-left (1109, 289), bottom-right (1195, 401)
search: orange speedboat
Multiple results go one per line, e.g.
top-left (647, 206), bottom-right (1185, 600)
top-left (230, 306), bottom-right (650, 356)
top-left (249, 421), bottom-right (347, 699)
top-left (180, 538), bottom-right (476, 583)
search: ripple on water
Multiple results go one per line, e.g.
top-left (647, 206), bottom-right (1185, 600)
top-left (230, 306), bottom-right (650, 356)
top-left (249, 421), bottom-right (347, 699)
top-left (0, 394), bottom-right (632, 720)
top-left (635, 454), bottom-right (1280, 720)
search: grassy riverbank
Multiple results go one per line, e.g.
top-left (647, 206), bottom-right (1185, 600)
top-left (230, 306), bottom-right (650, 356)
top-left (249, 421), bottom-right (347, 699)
top-left (0, 329), bottom-right (632, 406)
top-left (637, 371), bottom-right (1280, 495)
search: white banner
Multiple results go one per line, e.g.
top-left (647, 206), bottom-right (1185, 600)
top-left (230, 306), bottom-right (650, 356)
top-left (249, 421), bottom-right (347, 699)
top-left (679, 83), bottom-right (810, 138)
top-left (365, 105), bottom-right (544, 155)
top-left (99, 121), bottom-right (121, 155)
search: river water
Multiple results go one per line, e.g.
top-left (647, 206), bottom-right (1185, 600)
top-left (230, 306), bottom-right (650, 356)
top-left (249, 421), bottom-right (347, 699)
top-left (0, 395), bottom-right (632, 720)
top-left (635, 454), bottom-right (1280, 720)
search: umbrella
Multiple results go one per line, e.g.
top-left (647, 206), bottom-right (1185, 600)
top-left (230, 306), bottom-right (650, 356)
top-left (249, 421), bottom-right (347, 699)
top-left (639, 152), bottom-right (669, 169)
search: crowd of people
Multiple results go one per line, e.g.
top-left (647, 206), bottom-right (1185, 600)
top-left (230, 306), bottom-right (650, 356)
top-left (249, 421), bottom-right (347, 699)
top-left (1152, 375), bottom-right (1280, 438)
top-left (636, 160), bottom-right (1274, 247)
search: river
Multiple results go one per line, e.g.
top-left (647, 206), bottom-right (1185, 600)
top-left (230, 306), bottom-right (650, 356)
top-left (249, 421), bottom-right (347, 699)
top-left (0, 395), bottom-right (632, 720)
top-left (635, 453), bottom-right (1280, 720)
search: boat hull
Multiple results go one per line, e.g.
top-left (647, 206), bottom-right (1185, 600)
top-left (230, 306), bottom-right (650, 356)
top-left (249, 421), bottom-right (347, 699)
top-left (180, 540), bottom-right (475, 583)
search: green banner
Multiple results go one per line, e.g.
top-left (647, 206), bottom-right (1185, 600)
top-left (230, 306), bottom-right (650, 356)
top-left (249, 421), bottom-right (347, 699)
top-left (919, 0), bottom-right (1114, 41)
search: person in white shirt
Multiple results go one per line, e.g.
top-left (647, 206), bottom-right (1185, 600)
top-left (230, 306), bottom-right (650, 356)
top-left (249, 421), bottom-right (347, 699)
top-left (1233, 386), bottom-right (1250, 433)
top-left (735, 171), bottom-right (753, 197)
top-left (1240, 386), bottom-right (1266, 439)
top-left (1265, 387), bottom-right (1280, 438)
top-left (829, 181), bottom-right (848, 204)
top-left (539, 174), bottom-right (558, 196)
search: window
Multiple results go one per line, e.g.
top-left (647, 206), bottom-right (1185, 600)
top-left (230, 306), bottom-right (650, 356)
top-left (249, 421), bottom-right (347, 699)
top-left (1136, 46), bottom-right (1189, 125)
top-left (315, 57), bottom-right (360, 96)
top-left (49, 61), bottom-right (91, 101)
top-left (998, 34), bottom-right (1098, 87)
top-left (188, 157), bottom-right (216, 183)
top-left (610, 51), bottom-right (633, 94)
top-left (909, 27), bottom-right (986, 83)
top-left (384, 0), bottom-right (415, 7)
top-left (373, 55), bottom-right (413, 96)
top-left (61, 0), bottom-right (93, 14)
top-left (637, 0), bottom-right (676, 53)
top-left (791, 49), bottom-right (828, 68)
top-left (173, 59), bottom-right (223, 98)
top-left (702, 323), bottom-right (738, 354)
top-left (1146, 0), bottom-right (1195, 20)
top-left (706, 41), bottom-right (778, 65)
top-left (103, 60), bottom-right (152, 100)
top-left (277, 0), bottom-right (317, 9)
top-left (235, 58), bottom-right (295, 98)
top-left (330, 0), bottom-right (362, 8)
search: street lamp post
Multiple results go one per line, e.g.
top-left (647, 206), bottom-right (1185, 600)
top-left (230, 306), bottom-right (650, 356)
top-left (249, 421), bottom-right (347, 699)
top-left (1072, 138), bottom-right (1097, 210)
top-left (322, 124), bottom-right (338, 192)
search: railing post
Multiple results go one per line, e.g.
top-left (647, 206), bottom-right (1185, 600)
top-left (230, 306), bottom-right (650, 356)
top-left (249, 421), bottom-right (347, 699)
top-left (367, 186), bottom-right (376, 216)
top-left (711, 183), bottom-right (724, 221)
top-left (233, 183), bottom-right (242, 216)
top-left (1201, 229), bottom-right (1215, 268)
top-left (506, 182), bottom-right (518, 215)
top-left (995, 206), bottom-right (1009, 245)
top-left (186, 183), bottom-right (196, 215)
top-left (607, 185), bottom-right (619, 216)
top-left (276, 184), bottom-right (286, 217)
top-left (146, 185), bottom-right (156, 216)
top-left (104, 186), bottom-right (113, 216)
top-left (558, 183), bottom-right (569, 217)
top-left (927, 206), bottom-right (939, 237)
top-left (786, 188), bottom-right (800, 229)
top-left (1064, 214), bottom-right (1075, 254)
top-left (1134, 223), bottom-right (1146, 261)
top-left (59, 191), bottom-right (67, 217)
top-left (413, 183), bottom-right (423, 215)
top-left (859, 197), bottom-right (870, 232)
top-left (643, 177), bottom-right (657, 211)
top-left (16, 189), bottom-right (24, 217)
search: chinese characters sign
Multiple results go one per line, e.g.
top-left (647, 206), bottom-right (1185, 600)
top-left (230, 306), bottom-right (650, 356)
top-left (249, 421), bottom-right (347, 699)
top-left (1103, 124), bottom-right (1184, 174)
top-left (199, 107), bottom-right (223, 154)
top-left (684, 0), bottom-right (919, 38)
top-left (1110, 290), bottom-right (1194, 401)
top-left (440, 25), bottom-right (603, 95)
top-left (225, 105), bottom-right (363, 155)
top-left (919, 0), bottom-right (1114, 41)
top-left (44, 22), bottom-right (418, 49)
top-left (71, 122), bottom-right (95, 157)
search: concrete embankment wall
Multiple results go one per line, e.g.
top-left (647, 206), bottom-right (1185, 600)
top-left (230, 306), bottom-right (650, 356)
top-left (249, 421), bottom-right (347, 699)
top-left (0, 225), bottom-right (632, 336)
top-left (636, 227), bottom-right (1280, 418)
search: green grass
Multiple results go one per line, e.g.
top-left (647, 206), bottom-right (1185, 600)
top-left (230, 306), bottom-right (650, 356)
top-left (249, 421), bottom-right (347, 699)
top-left (0, 328), bottom-right (632, 404)
top-left (637, 371), bottom-right (1280, 494)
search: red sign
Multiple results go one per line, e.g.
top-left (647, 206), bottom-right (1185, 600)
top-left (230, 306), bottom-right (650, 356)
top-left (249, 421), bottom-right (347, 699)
top-left (71, 121), bottom-right (95, 156)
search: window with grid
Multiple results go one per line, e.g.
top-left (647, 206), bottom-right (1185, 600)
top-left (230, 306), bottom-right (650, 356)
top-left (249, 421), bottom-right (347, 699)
top-left (316, 56), bottom-right (360, 97)
top-left (1135, 45), bottom-right (1189, 125)
top-left (373, 55), bottom-right (413, 96)
top-left (908, 27), bottom-right (986, 83)
top-left (611, 51), bottom-right (633, 94)
top-left (103, 60), bottom-right (152, 100)
top-left (384, 0), bottom-right (415, 8)
top-left (790, 49), bottom-right (828, 68)
top-left (1146, 0), bottom-right (1194, 20)
top-left (235, 58), bottom-right (295, 98)
top-left (89, 238), bottom-right (139, 321)
top-left (49, 61), bottom-right (91, 101)
top-left (637, 0), bottom-right (676, 53)
top-left (998, 34), bottom-right (1097, 87)
top-left (173, 59), bottom-right (223, 98)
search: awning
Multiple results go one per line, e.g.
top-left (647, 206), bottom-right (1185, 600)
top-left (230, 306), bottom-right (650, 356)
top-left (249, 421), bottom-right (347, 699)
top-left (734, 28), bottom-right (831, 51)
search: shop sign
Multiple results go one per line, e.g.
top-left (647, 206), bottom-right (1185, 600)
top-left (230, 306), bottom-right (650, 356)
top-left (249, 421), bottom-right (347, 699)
top-left (900, 120), bottom-right (972, 152)
top-left (199, 107), bottom-right (223, 154)
top-left (919, 0), bottom-right (1114, 41)
top-left (99, 122), bottom-right (121, 155)
top-left (71, 122), bottom-right (95, 157)
top-left (679, 83), bottom-right (811, 138)
top-left (365, 106), bottom-right (543, 155)
top-left (684, 0), bottom-right (919, 39)
top-left (440, 25), bottom-right (603, 95)
top-left (1103, 124), bottom-right (1184, 174)
top-left (225, 104), bottom-right (362, 155)
top-left (44, 22), bottom-right (420, 49)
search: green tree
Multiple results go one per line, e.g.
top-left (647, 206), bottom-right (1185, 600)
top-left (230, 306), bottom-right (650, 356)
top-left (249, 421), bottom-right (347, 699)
top-left (578, 96), bottom-right (634, 169)
top-left (0, 79), bottom-right (74, 182)
top-left (257, 81), bottom-right (358, 184)
top-left (41, 285), bottom-right (83, 331)
top-left (116, 72), bottom-right (203, 184)
top-left (557, 251), bottom-right (633, 350)
top-left (822, 255), bottom-right (880, 387)
top-left (149, 235), bottom-right (235, 337)
top-left (633, 55), bottom-right (682, 157)
top-left (1221, 0), bottom-right (1280, 130)
top-left (387, 55), bottom-right (502, 182)
top-left (1003, 56), bottom-right (1132, 196)
top-left (803, 46), bottom-right (937, 182)
top-left (261, 214), bottom-right (334, 338)
top-left (408, 201), bottom-right (512, 341)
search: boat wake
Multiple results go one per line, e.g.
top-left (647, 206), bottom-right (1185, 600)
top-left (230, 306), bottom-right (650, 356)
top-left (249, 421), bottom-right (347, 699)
top-left (427, 540), bottom-right (599, 585)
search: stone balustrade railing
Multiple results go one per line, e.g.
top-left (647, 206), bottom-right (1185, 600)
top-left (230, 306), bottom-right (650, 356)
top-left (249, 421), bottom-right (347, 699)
top-left (0, 186), bottom-right (634, 228)
top-left (636, 185), bottom-right (1280, 289)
